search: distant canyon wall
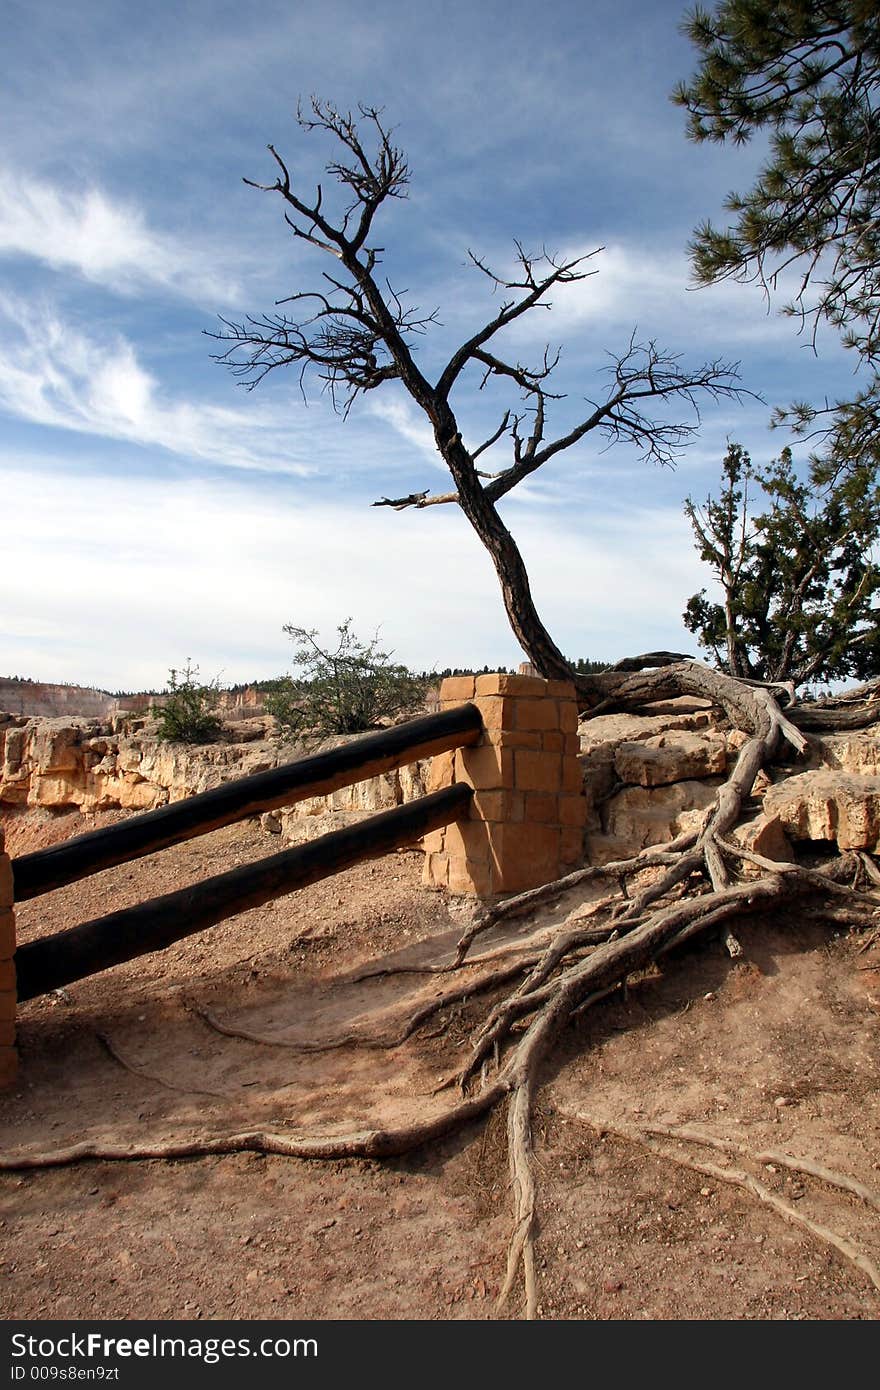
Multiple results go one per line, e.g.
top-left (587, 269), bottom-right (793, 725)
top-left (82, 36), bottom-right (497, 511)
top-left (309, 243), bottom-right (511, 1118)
top-left (0, 680), bottom-right (118, 720)
top-left (0, 679), bottom-right (266, 720)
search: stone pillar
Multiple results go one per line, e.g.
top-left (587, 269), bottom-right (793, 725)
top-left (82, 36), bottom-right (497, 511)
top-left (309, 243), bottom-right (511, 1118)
top-left (423, 673), bottom-right (586, 896)
top-left (0, 824), bottom-right (16, 1088)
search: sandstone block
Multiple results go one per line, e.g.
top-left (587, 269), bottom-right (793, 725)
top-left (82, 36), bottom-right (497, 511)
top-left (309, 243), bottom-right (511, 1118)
top-left (558, 703), bottom-right (580, 733)
top-left (613, 731), bottom-right (728, 788)
top-left (492, 823), bottom-right (561, 892)
top-left (0, 960), bottom-right (14, 992)
top-left (541, 731), bottom-right (564, 752)
top-left (475, 673), bottom-right (547, 698)
top-left (444, 821), bottom-right (491, 864)
top-left (561, 760), bottom-right (585, 793)
top-left (484, 729), bottom-right (542, 750)
top-left (558, 794), bottom-right (588, 827)
top-left (427, 750), bottom-right (455, 792)
top-left (472, 789), bottom-right (522, 823)
top-left (523, 792), bottom-right (559, 823)
top-left (0, 1020), bottom-right (14, 1048)
top-left (515, 750), bottom-right (561, 793)
top-left (421, 829), bottom-right (446, 855)
top-left (0, 857), bottom-right (12, 909)
top-left (546, 680), bottom-right (578, 699)
top-left (0, 991), bottom-right (14, 1022)
top-left (476, 697), bottom-right (514, 730)
top-left (506, 791), bottom-right (526, 822)
top-left (515, 699), bottom-right (561, 732)
top-left (0, 909), bottom-right (14, 956)
top-left (423, 852), bottom-right (449, 889)
top-left (439, 676), bottom-right (476, 702)
top-left (560, 827), bottom-right (585, 866)
top-left (457, 744), bottom-right (514, 790)
top-left (448, 858), bottom-right (494, 896)
top-left (762, 771), bottom-right (880, 851)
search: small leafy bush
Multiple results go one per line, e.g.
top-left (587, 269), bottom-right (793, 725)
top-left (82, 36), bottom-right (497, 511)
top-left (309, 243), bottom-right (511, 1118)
top-left (153, 660), bottom-right (224, 744)
top-left (265, 620), bottom-right (427, 740)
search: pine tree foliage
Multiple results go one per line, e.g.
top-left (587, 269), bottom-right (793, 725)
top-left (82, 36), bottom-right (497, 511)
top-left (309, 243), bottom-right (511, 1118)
top-left (683, 441), bottom-right (880, 684)
top-left (674, 1), bottom-right (880, 470)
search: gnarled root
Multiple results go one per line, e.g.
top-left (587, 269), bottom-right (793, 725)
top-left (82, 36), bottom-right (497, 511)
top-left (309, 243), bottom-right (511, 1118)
top-left (568, 1115), bottom-right (880, 1296)
top-left (4, 663), bottom-right (880, 1320)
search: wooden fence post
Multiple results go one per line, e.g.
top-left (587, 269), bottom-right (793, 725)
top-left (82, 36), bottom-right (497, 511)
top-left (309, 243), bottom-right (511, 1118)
top-left (423, 673), bottom-right (586, 896)
top-left (0, 824), bottom-right (16, 1088)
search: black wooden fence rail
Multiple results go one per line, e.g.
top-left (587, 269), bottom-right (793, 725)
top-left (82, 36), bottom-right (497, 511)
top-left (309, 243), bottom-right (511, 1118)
top-left (15, 784), bottom-right (472, 1001)
top-left (12, 703), bottom-right (482, 902)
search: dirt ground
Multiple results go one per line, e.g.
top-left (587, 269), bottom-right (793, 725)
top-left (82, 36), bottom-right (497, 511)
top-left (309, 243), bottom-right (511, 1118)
top-left (1, 805), bottom-right (879, 1321)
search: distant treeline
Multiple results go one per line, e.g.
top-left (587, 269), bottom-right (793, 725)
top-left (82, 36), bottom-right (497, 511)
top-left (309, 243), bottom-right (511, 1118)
top-left (228, 658), bottom-right (612, 691)
top-left (2, 675), bottom-right (115, 695)
top-left (9, 656), bottom-right (612, 702)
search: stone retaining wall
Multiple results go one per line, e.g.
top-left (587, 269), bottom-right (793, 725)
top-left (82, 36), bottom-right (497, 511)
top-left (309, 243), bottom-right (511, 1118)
top-left (423, 673), bottom-right (586, 895)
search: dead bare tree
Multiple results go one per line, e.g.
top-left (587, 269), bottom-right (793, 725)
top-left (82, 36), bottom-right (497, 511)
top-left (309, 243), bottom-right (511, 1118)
top-left (209, 98), bottom-right (747, 697)
top-left (178, 100), bottom-right (880, 1315)
top-left (8, 100), bottom-right (873, 1324)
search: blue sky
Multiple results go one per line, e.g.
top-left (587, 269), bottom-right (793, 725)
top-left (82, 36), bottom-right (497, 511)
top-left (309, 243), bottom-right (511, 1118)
top-left (0, 0), bottom-right (860, 691)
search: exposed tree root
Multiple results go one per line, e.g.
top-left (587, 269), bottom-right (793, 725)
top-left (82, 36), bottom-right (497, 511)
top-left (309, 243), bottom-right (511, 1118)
top-left (8, 855), bottom-right (877, 1315)
top-left (0, 1084), bottom-right (509, 1170)
top-left (497, 1077), bottom-right (538, 1317)
top-left (96, 1032), bottom-right (229, 1100)
top-left (454, 840), bottom-right (698, 963)
top-left (568, 1114), bottom-right (880, 1297)
top-left (346, 927), bottom-right (597, 985)
top-left (5, 664), bottom-right (880, 1319)
top-left (639, 1122), bottom-right (880, 1213)
top-left (194, 952), bottom-right (540, 1053)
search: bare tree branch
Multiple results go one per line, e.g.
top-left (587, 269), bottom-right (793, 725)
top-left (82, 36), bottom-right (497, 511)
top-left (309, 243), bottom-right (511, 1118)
top-left (216, 98), bottom-right (752, 689)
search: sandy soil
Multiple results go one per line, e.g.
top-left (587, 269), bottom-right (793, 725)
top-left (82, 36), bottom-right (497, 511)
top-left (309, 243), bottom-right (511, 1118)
top-left (1, 805), bottom-right (879, 1321)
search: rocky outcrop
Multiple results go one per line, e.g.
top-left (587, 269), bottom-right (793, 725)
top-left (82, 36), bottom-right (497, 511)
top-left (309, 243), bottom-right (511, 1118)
top-left (809, 731), bottom-right (880, 776)
top-left (261, 761), bottom-right (428, 845)
top-left (579, 701), bottom-right (733, 863)
top-left (612, 730), bottom-right (728, 788)
top-left (0, 714), bottom-right (280, 812)
top-left (579, 698), bottom-right (879, 865)
top-left (596, 779), bottom-right (721, 860)
top-left (762, 771), bottom-right (880, 851)
top-left (0, 714), bottom-right (427, 831)
top-left (5, 698), bottom-right (878, 868)
top-left (729, 813), bottom-right (794, 875)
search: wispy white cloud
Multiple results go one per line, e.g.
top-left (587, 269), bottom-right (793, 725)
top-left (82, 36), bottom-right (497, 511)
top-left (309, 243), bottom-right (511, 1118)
top-left (0, 455), bottom-right (709, 688)
top-left (365, 394), bottom-right (444, 468)
top-left (0, 294), bottom-right (325, 475)
top-left (492, 241), bottom-right (794, 350)
top-left (0, 169), bottom-right (242, 304)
